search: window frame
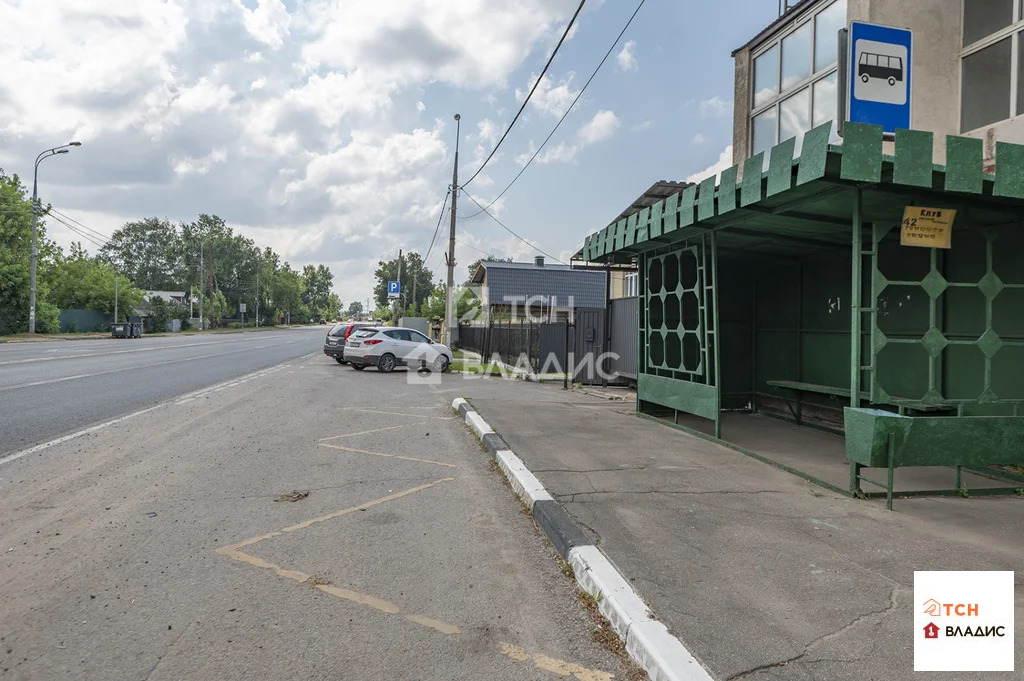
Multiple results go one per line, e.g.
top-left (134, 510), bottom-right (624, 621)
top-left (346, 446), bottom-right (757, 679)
top-left (959, 0), bottom-right (1023, 132)
top-left (749, 0), bottom-right (845, 156)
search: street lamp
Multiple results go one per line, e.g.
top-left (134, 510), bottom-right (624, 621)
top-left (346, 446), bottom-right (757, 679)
top-left (29, 141), bottom-right (81, 333)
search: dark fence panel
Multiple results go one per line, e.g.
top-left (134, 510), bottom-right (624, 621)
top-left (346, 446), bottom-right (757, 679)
top-left (58, 309), bottom-right (111, 333)
top-left (608, 297), bottom-right (638, 381)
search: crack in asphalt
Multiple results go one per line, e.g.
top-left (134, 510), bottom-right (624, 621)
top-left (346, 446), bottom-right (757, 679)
top-left (724, 584), bottom-right (902, 680)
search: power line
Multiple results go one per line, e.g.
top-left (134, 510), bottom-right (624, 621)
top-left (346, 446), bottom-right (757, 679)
top-left (461, 0), bottom-right (587, 188)
top-left (461, 189), bottom-right (565, 264)
top-left (50, 214), bottom-right (108, 251)
top-left (49, 207), bottom-right (112, 243)
top-left (463, 0), bottom-right (647, 219)
top-left (422, 189), bottom-right (451, 266)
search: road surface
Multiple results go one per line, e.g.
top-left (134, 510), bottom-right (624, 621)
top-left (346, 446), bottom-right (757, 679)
top-left (0, 333), bottom-right (630, 680)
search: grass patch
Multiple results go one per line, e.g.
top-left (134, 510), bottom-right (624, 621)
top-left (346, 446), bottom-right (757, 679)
top-left (450, 360), bottom-right (507, 375)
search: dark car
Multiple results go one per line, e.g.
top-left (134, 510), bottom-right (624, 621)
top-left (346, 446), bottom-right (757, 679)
top-left (323, 322), bottom-right (373, 363)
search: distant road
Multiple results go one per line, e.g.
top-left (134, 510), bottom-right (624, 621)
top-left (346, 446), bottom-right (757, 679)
top-left (0, 327), bottom-right (325, 456)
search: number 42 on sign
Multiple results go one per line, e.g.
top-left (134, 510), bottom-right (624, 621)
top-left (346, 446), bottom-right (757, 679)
top-left (900, 206), bottom-right (956, 249)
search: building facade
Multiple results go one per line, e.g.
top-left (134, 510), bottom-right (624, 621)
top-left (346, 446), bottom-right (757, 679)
top-left (734, 0), bottom-right (1015, 167)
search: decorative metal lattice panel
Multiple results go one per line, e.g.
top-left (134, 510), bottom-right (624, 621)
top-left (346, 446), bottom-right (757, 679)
top-left (642, 237), bottom-right (717, 387)
top-left (870, 223), bottom-right (1024, 410)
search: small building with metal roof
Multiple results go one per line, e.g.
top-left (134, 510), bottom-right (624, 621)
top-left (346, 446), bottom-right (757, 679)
top-left (470, 257), bottom-right (607, 321)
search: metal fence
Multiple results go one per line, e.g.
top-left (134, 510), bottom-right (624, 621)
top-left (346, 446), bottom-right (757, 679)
top-left (458, 299), bottom-right (638, 384)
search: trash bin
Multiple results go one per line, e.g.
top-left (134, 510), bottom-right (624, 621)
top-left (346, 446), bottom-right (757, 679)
top-left (111, 322), bottom-right (129, 338)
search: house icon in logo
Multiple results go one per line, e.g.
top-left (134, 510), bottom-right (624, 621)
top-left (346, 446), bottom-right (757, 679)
top-left (922, 598), bottom-right (942, 616)
top-left (924, 622), bottom-right (940, 639)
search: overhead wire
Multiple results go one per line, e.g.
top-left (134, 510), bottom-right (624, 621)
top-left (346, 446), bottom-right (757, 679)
top-left (422, 189), bottom-right (451, 266)
top-left (461, 0), bottom-right (587, 188)
top-left (462, 0), bottom-right (647, 219)
top-left (48, 207), bottom-right (112, 243)
top-left (461, 189), bottom-right (565, 264)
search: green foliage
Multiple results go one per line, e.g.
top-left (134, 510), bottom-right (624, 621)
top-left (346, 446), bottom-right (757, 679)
top-left (147, 295), bottom-right (171, 332)
top-left (50, 244), bottom-right (145, 320)
top-left (346, 300), bottom-right (364, 319)
top-left (99, 217), bottom-right (183, 290)
top-left (302, 264), bottom-right (334, 318)
top-left (423, 282), bottom-right (481, 322)
top-left (0, 169), bottom-right (60, 333)
top-left (206, 290), bottom-right (233, 327)
top-left (373, 251), bottom-right (433, 310)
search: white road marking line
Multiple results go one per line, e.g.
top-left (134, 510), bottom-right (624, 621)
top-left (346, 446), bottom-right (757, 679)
top-left (0, 356), bottom-right (313, 468)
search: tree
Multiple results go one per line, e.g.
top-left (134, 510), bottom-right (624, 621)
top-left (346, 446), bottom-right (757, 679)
top-left (465, 256), bottom-right (512, 285)
top-left (346, 301), bottom-right (364, 319)
top-left (99, 217), bottom-right (184, 291)
top-left (49, 243), bottom-right (145, 320)
top-left (0, 169), bottom-right (60, 333)
top-left (205, 290), bottom-right (233, 327)
top-left (373, 251), bottom-right (434, 310)
top-left (424, 282), bottom-right (482, 322)
top-left (326, 293), bottom-right (342, 320)
top-left (269, 263), bottom-right (304, 324)
top-left (302, 264), bottom-right (333, 318)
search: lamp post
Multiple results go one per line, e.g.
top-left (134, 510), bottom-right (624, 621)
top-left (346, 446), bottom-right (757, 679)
top-left (29, 141), bottom-right (81, 333)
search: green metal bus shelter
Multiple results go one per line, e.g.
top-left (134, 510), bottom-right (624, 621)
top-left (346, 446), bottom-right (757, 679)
top-left (582, 122), bottom-right (1024, 506)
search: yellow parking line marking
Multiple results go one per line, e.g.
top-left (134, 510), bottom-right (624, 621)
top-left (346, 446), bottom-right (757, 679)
top-left (341, 408), bottom-right (456, 420)
top-left (318, 424), bottom-right (411, 441)
top-left (319, 442), bottom-right (457, 469)
top-left (499, 643), bottom-right (614, 681)
top-left (220, 478), bottom-right (455, 552)
top-left (216, 478), bottom-right (462, 635)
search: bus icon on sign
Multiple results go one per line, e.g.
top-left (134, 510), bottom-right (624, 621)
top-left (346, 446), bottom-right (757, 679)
top-left (859, 52), bottom-right (903, 86)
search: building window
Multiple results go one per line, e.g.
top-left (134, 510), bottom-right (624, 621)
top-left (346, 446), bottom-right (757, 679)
top-left (960, 1), bottom-right (1022, 132)
top-left (624, 272), bottom-right (638, 298)
top-left (749, 0), bottom-right (846, 157)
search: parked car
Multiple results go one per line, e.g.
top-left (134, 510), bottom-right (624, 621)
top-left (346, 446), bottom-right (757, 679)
top-left (344, 327), bottom-right (452, 373)
top-left (323, 322), bottom-right (374, 363)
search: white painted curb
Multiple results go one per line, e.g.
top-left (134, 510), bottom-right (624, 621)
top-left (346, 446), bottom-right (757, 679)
top-left (495, 449), bottom-right (553, 509)
top-left (450, 398), bottom-right (715, 681)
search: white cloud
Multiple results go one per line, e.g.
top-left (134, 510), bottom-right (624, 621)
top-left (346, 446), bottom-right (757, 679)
top-left (578, 110), bottom-right (621, 144)
top-left (239, 0), bottom-right (291, 49)
top-left (616, 40), bottom-right (638, 71)
top-left (0, 0), bottom-right (589, 305)
top-left (685, 145), bottom-right (734, 184)
top-left (631, 120), bottom-right (655, 132)
top-left (698, 96), bottom-right (732, 119)
top-left (692, 133), bottom-right (707, 145)
top-left (513, 109), bottom-right (620, 166)
top-left (516, 72), bottom-right (579, 117)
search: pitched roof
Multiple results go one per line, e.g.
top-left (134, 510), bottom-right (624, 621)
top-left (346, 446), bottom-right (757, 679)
top-left (474, 260), bottom-right (606, 309)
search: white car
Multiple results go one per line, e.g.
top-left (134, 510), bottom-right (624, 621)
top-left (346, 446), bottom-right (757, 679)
top-left (344, 327), bottom-right (452, 373)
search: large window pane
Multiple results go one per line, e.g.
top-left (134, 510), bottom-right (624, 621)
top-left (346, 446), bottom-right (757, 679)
top-left (961, 38), bottom-right (1012, 131)
top-left (781, 22), bottom-right (812, 91)
top-left (814, 0), bottom-right (846, 72)
top-left (752, 107), bottom-right (778, 156)
top-left (963, 0), bottom-right (1013, 46)
top-left (812, 72), bottom-right (839, 127)
top-left (753, 45), bottom-right (779, 108)
top-left (780, 88), bottom-right (811, 144)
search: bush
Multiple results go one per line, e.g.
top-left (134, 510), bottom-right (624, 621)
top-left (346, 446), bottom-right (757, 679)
top-left (228, 321), bottom-right (243, 329)
top-left (180, 318), bottom-right (192, 331)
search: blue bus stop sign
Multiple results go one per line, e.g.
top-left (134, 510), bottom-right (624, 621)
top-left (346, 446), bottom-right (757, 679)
top-left (848, 21), bottom-right (912, 134)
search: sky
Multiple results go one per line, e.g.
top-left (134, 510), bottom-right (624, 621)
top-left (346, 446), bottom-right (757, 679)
top-left (0, 0), bottom-right (780, 308)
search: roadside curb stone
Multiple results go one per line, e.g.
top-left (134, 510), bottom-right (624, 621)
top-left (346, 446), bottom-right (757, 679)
top-left (451, 397), bottom-right (715, 681)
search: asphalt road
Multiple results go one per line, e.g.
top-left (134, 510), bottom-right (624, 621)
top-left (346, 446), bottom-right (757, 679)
top-left (0, 328), bottom-right (326, 457)
top-left (0, 341), bottom-right (631, 680)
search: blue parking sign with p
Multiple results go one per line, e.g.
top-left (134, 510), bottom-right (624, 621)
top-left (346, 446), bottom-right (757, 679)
top-left (848, 21), bottom-right (912, 134)
top-left (387, 281), bottom-right (400, 298)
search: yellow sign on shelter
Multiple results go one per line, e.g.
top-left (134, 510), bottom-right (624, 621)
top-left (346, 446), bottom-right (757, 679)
top-left (900, 206), bottom-right (956, 249)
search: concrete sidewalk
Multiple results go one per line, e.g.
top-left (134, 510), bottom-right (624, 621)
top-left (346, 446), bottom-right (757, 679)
top-left (459, 377), bottom-right (1024, 680)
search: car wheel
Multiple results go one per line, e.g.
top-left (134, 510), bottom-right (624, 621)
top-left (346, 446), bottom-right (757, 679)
top-left (433, 355), bottom-right (450, 373)
top-left (861, 74), bottom-right (869, 83)
top-left (335, 357), bottom-right (345, 364)
top-left (377, 353), bottom-right (396, 373)
top-left (352, 363), bottom-right (366, 371)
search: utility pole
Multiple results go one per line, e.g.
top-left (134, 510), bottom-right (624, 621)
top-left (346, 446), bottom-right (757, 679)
top-left (255, 264), bottom-right (260, 327)
top-left (114, 272), bottom-right (118, 323)
top-left (393, 249), bottom-right (403, 327)
top-left (29, 141), bottom-right (80, 333)
top-left (444, 113), bottom-right (461, 345)
top-left (198, 243), bottom-right (204, 330)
